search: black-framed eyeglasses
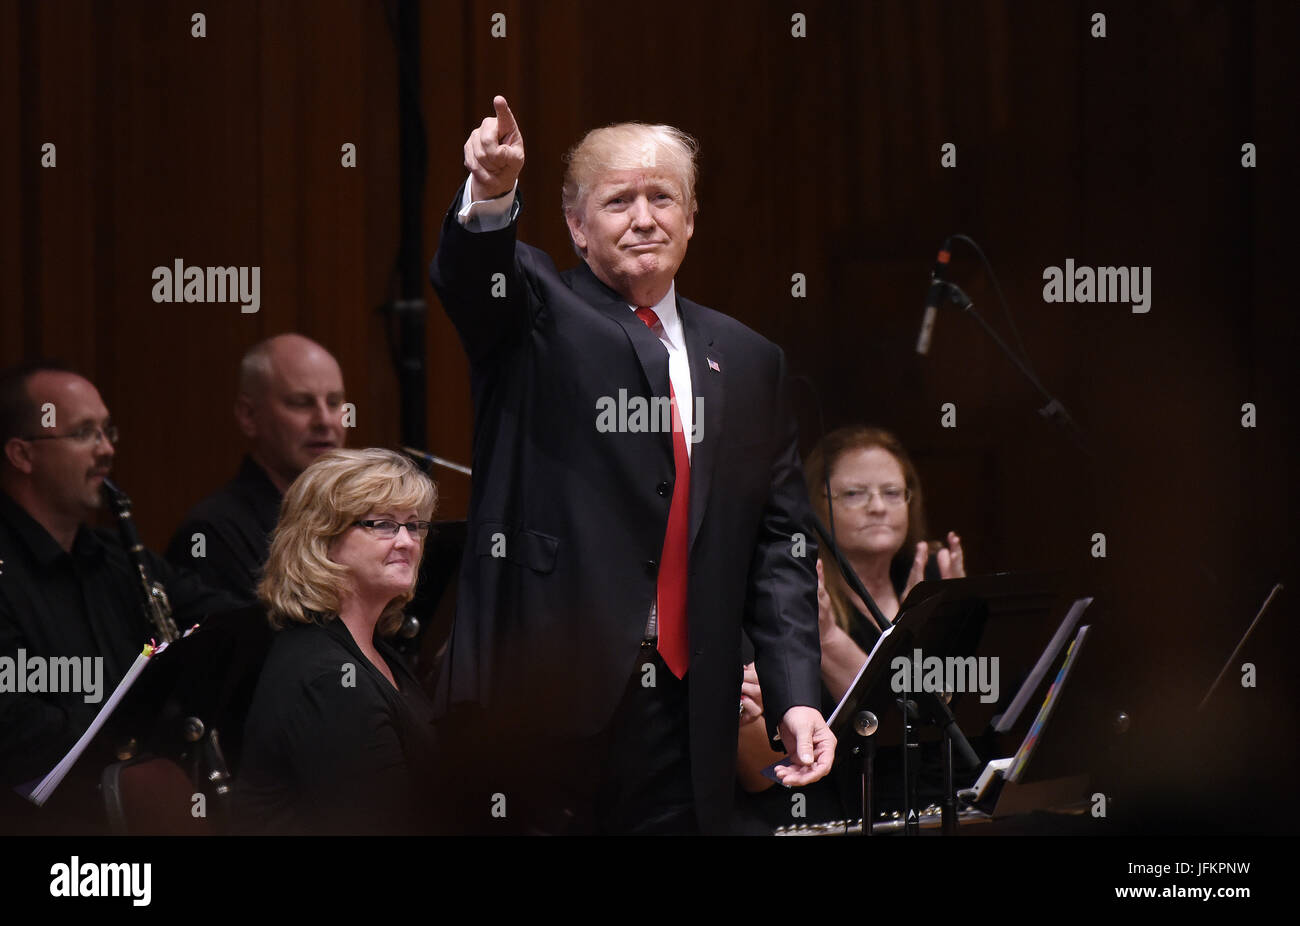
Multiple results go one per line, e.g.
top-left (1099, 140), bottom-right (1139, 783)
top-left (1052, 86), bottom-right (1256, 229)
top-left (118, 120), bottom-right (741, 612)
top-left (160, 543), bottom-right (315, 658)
top-left (22, 424), bottom-right (119, 447)
top-left (353, 519), bottom-right (432, 539)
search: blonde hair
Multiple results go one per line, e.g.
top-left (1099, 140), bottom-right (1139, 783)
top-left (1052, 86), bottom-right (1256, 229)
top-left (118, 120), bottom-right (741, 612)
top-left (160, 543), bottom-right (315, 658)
top-left (561, 122), bottom-right (700, 221)
top-left (804, 427), bottom-right (929, 635)
top-left (258, 448), bottom-right (437, 635)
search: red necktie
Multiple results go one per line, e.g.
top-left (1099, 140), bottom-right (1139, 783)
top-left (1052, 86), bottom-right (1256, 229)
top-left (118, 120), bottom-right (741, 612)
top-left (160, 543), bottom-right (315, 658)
top-left (635, 307), bottom-right (690, 678)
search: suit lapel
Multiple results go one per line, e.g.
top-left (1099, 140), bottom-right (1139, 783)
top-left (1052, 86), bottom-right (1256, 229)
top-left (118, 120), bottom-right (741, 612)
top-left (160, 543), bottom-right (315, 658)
top-left (680, 298), bottom-right (723, 554)
top-left (567, 263), bottom-right (722, 552)
top-left (567, 262), bottom-right (671, 406)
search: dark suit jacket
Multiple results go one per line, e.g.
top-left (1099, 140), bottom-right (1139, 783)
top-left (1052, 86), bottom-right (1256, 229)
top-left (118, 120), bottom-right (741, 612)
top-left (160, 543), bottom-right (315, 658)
top-left (429, 185), bottom-right (821, 833)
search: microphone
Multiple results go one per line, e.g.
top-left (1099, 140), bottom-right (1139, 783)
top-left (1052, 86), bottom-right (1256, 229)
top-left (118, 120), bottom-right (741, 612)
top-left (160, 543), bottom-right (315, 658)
top-left (916, 237), bottom-right (953, 355)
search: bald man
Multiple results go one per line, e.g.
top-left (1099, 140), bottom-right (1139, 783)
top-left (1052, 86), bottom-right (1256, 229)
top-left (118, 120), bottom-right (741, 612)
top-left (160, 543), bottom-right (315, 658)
top-left (166, 334), bottom-right (347, 601)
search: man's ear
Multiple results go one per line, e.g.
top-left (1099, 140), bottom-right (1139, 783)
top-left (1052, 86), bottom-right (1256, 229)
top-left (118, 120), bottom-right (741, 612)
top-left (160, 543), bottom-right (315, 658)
top-left (3, 437), bottom-right (34, 474)
top-left (564, 209), bottom-right (587, 255)
top-left (233, 396), bottom-right (258, 440)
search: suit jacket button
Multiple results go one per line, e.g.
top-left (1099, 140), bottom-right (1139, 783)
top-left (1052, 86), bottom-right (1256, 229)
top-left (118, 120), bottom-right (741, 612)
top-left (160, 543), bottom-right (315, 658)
top-left (656, 480), bottom-right (671, 497)
top-left (645, 560), bottom-right (658, 576)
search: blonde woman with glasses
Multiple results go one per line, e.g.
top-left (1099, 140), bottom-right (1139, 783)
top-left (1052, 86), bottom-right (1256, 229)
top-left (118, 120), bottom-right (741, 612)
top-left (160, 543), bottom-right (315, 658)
top-left (233, 448), bottom-right (439, 834)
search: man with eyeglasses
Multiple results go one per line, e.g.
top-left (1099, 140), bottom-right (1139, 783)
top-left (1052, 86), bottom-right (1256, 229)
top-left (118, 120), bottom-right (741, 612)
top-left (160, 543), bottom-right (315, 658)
top-left (0, 361), bottom-right (239, 828)
top-left (166, 334), bottom-right (347, 602)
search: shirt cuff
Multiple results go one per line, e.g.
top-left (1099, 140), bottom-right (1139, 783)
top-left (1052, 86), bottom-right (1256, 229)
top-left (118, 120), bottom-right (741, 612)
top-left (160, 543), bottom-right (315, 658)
top-left (457, 178), bottom-right (519, 232)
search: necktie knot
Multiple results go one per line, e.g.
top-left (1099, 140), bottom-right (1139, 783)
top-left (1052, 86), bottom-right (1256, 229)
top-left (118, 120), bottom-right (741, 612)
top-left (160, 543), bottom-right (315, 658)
top-left (634, 306), bottom-right (660, 331)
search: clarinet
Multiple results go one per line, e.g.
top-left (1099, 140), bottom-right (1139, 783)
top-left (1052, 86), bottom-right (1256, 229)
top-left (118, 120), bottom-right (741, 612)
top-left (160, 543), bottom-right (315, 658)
top-left (102, 477), bottom-right (180, 643)
top-left (101, 478), bottom-right (242, 829)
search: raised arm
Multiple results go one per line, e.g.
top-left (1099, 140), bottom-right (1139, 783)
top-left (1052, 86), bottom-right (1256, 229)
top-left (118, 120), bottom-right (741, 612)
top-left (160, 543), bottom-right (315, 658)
top-left (430, 95), bottom-right (538, 366)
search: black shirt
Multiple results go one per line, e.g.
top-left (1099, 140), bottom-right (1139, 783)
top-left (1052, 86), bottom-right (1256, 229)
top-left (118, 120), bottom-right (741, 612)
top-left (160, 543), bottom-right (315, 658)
top-left (233, 617), bottom-right (439, 835)
top-left (0, 489), bottom-right (241, 790)
top-left (165, 455), bottom-right (282, 603)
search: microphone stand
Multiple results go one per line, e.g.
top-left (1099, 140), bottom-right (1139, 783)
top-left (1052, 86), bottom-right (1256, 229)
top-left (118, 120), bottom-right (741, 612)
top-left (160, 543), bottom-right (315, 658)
top-left (900, 698), bottom-right (920, 835)
top-left (853, 711), bottom-right (878, 836)
top-left (810, 513), bottom-right (889, 831)
top-left (932, 281), bottom-right (1092, 457)
top-left (401, 445), bottom-right (472, 477)
top-left (811, 513), bottom-right (892, 631)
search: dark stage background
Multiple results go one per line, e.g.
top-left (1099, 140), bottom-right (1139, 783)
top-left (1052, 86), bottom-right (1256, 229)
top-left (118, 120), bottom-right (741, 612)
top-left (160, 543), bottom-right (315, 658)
top-left (3, 0), bottom-right (1297, 833)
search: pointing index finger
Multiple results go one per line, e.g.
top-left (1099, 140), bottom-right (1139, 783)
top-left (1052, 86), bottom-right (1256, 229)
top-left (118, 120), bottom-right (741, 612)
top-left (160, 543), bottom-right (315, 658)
top-left (493, 95), bottom-right (519, 143)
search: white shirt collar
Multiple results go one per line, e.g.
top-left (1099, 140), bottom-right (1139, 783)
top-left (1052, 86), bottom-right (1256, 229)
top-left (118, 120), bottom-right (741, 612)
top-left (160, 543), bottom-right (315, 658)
top-left (629, 282), bottom-right (684, 352)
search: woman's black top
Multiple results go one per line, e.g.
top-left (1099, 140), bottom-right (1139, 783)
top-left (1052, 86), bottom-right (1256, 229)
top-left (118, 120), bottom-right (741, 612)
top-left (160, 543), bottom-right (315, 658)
top-left (232, 617), bottom-right (438, 835)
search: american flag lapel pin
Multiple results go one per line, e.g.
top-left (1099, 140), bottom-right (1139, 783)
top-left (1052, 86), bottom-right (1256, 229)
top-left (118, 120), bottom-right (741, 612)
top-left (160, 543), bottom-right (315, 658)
top-left (707, 357), bottom-right (720, 373)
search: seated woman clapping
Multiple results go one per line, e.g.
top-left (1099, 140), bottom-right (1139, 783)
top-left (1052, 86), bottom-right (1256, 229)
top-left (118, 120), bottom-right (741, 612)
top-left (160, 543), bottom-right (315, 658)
top-left (737, 426), bottom-right (965, 804)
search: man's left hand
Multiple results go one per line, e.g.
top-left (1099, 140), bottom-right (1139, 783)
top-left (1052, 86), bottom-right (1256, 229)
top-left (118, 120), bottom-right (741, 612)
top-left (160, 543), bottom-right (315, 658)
top-left (774, 706), bottom-right (836, 787)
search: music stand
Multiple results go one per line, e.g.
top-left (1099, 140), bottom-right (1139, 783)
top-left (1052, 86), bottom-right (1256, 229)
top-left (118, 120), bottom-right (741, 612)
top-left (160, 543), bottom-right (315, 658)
top-left (824, 572), bottom-right (1066, 834)
top-left (963, 623), bottom-right (1093, 817)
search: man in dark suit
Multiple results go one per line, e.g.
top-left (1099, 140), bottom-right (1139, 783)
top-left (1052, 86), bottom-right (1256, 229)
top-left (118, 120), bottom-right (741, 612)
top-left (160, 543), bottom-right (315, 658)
top-left (429, 96), bottom-right (833, 834)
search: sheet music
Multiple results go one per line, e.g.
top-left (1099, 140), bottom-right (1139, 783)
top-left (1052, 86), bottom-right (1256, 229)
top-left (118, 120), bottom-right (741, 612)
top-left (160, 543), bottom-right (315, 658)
top-left (1007, 624), bottom-right (1090, 783)
top-left (827, 621), bottom-right (896, 728)
top-left (761, 621), bottom-right (898, 784)
top-left (17, 642), bottom-right (163, 807)
top-left (994, 596), bottom-right (1092, 733)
